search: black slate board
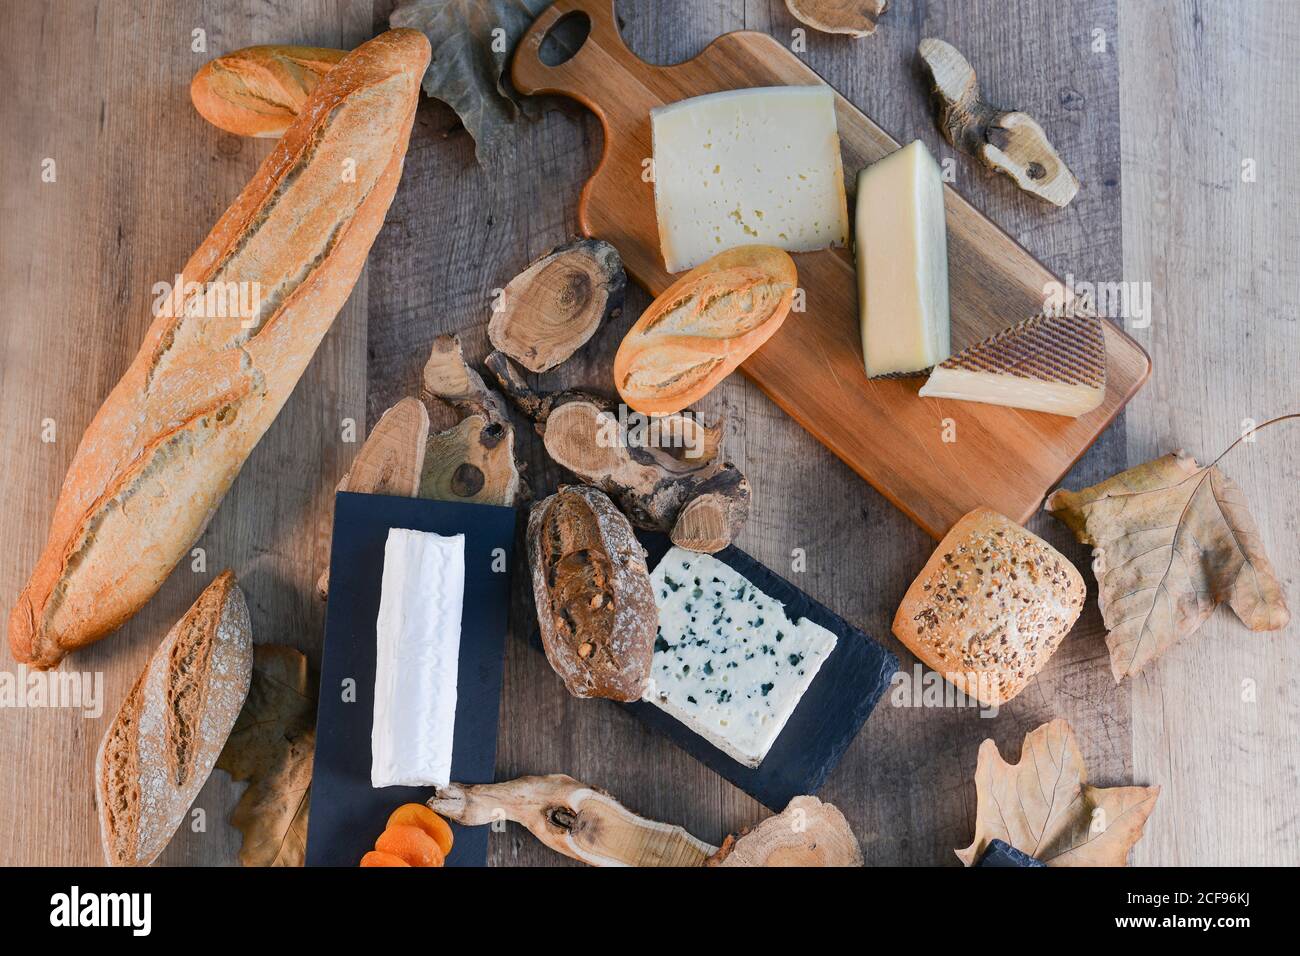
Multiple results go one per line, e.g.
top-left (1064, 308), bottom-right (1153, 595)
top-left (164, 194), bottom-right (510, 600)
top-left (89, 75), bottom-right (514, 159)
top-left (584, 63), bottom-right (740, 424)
top-left (975, 839), bottom-right (1047, 868)
top-left (533, 534), bottom-right (898, 811)
top-left (306, 492), bottom-right (518, 868)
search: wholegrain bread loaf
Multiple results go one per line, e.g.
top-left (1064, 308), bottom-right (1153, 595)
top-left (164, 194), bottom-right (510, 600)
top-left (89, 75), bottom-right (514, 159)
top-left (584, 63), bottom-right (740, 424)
top-left (528, 486), bottom-right (657, 701)
top-left (613, 245), bottom-right (796, 415)
top-left (95, 571), bottom-right (253, 867)
top-left (9, 29), bottom-right (429, 669)
top-left (892, 508), bottom-right (1085, 706)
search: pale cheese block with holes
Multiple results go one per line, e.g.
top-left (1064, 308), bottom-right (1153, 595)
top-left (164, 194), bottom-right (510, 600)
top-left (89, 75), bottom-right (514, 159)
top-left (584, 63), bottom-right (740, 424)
top-left (650, 86), bottom-right (849, 273)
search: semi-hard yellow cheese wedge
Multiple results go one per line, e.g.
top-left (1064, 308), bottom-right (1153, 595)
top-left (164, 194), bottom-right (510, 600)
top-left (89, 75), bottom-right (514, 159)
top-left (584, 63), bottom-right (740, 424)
top-left (651, 86), bottom-right (849, 274)
top-left (855, 140), bottom-right (951, 378)
top-left (919, 309), bottom-right (1107, 417)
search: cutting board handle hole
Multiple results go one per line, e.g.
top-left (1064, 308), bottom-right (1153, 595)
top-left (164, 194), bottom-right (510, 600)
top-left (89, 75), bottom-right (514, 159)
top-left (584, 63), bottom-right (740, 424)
top-left (538, 11), bottom-right (591, 67)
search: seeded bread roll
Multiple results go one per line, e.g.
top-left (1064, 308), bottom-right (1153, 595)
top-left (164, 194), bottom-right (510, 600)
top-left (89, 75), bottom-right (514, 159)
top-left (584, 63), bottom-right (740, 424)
top-left (94, 571), bottom-right (253, 866)
top-left (528, 486), bottom-right (657, 701)
top-left (892, 508), bottom-right (1085, 706)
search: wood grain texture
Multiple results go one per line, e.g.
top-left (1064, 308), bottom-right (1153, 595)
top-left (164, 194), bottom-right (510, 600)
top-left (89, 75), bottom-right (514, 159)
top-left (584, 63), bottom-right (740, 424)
top-left (368, 0), bottom-right (1134, 866)
top-left (3, 0), bottom-right (1291, 869)
top-left (510, 0), bottom-right (1149, 540)
top-left (0, 0), bottom-right (373, 866)
top-left (1119, 0), bottom-right (1300, 865)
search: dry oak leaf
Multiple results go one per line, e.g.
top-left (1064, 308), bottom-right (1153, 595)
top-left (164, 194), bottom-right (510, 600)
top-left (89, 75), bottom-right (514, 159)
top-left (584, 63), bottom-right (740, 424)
top-left (1046, 450), bottom-right (1290, 681)
top-left (956, 719), bottom-right (1159, 867)
top-left (216, 644), bottom-right (317, 866)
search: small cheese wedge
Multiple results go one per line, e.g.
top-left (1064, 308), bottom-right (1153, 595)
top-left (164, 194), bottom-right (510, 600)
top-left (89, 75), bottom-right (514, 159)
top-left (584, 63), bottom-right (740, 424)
top-left (919, 309), bottom-right (1107, 416)
top-left (650, 86), bottom-right (849, 273)
top-left (855, 140), bottom-right (951, 377)
top-left (371, 528), bottom-right (465, 789)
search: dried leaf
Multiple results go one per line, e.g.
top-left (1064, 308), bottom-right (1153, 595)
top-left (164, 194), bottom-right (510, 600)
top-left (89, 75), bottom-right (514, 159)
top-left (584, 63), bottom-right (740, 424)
top-left (390, 0), bottom-right (552, 163)
top-left (956, 719), bottom-right (1159, 867)
top-left (216, 644), bottom-right (317, 867)
top-left (1047, 450), bottom-right (1290, 680)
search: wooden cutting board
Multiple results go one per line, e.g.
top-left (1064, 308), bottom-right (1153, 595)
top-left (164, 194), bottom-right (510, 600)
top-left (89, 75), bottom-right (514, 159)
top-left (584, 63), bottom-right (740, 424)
top-left (512, 0), bottom-right (1150, 539)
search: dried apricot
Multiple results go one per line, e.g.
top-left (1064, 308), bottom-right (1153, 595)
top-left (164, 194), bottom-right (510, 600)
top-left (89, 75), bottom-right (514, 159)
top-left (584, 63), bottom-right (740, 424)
top-left (359, 850), bottom-right (410, 867)
top-left (375, 823), bottom-right (445, 867)
top-left (387, 803), bottom-right (454, 857)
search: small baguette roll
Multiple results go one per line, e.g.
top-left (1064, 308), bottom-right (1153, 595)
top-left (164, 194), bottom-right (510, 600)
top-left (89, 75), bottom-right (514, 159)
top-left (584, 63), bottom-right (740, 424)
top-left (613, 245), bottom-right (796, 415)
top-left (95, 571), bottom-right (253, 867)
top-left (191, 44), bottom-right (347, 138)
top-left (892, 508), bottom-right (1085, 706)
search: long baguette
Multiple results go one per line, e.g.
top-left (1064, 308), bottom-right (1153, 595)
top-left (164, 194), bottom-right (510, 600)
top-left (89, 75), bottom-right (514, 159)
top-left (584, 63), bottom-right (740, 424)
top-left (9, 29), bottom-right (430, 669)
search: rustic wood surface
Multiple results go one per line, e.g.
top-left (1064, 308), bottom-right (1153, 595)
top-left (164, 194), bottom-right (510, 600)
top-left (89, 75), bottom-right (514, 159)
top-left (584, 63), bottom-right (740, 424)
top-left (0, 0), bottom-right (1294, 867)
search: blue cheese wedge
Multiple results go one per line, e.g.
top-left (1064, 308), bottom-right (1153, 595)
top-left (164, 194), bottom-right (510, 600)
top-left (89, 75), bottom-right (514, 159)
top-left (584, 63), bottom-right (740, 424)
top-left (645, 547), bottom-right (837, 767)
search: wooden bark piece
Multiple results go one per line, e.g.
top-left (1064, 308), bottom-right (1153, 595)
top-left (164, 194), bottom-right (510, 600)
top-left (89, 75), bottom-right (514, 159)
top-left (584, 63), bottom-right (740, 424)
top-left (785, 0), bottom-right (888, 38)
top-left (317, 398), bottom-right (429, 599)
top-left (488, 239), bottom-right (626, 372)
top-left (671, 492), bottom-right (743, 554)
top-left (428, 775), bottom-right (717, 867)
top-left (421, 414), bottom-right (525, 506)
top-left (486, 351), bottom-right (749, 538)
top-left (707, 795), bottom-right (864, 866)
top-left (419, 334), bottom-right (527, 507)
top-left (421, 333), bottom-right (510, 428)
top-left (918, 38), bottom-right (1079, 207)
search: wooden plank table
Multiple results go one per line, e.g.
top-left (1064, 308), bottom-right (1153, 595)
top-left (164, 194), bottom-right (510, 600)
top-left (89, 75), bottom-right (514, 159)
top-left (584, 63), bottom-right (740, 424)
top-left (0, 0), bottom-right (1294, 866)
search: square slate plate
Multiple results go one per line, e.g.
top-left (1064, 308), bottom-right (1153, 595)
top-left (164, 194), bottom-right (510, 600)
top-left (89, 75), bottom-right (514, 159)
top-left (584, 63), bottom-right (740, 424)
top-left (534, 534), bottom-right (898, 811)
top-left (306, 492), bottom-right (518, 867)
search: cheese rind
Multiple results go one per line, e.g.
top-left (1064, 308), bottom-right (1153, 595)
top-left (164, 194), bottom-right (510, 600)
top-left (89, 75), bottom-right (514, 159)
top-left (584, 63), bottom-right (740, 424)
top-left (644, 547), bottom-right (837, 768)
top-left (855, 140), bottom-right (951, 377)
top-left (651, 86), bottom-right (849, 273)
top-left (371, 528), bottom-right (465, 789)
top-left (919, 309), bottom-right (1107, 417)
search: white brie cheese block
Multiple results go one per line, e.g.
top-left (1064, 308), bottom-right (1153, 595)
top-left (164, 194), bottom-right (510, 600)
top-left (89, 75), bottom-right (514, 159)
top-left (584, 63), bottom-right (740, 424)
top-left (855, 139), bottom-right (951, 377)
top-left (650, 86), bottom-right (850, 273)
top-left (371, 528), bottom-right (465, 789)
top-left (644, 547), bottom-right (837, 768)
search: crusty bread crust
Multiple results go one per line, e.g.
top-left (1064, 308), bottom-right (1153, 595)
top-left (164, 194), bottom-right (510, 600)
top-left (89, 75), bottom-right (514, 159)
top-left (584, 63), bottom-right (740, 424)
top-left (613, 245), bottom-right (796, 416)
top-left (892, 508), bottom-right (1085, 706)
top-left (528, 486), bottom-right (657, 701)
top-left (94, 571), bottom-right (253, 867)
top-left (9, 29), bottom-right (430, 669)
top-left (191, 44), bottom-right (347, 138)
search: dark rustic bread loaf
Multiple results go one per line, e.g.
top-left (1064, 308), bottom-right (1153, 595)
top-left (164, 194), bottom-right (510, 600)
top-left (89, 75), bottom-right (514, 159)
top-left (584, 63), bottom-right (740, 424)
top-left (528, 486), bottom-right (657, 701)
top-left (94, 571), bottom-right (253, 866)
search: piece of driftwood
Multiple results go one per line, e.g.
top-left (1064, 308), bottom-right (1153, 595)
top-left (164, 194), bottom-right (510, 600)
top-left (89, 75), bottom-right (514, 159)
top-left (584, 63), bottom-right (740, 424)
top-left (670, 492), bottom-right (744, 554)
top-left (421, 333), bottom-right (511, 428)
top-left (428, 775), bottom-right (717, 867)
top-left (785, 0), bottom-right (888, 38)
top-left (707, 795), bottom-right (864, 866)
top-left (488, 239), bottom-right (625, 373)
top-left (918, 38), bottom-right (1079, 207)
top-left (419, 334), bottom-right (527, 507)
top-left (317, 398), bottom-right (429, 598)
top-left (486, 350), bottom-right (749, 542)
